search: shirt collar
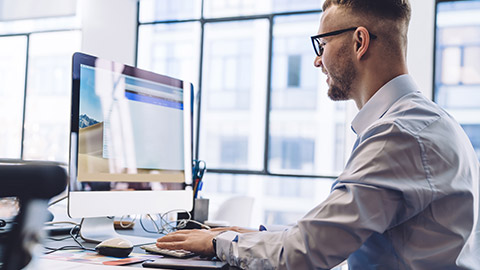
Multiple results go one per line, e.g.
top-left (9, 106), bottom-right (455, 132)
top-left (351, 74), bottom-right (419, 135)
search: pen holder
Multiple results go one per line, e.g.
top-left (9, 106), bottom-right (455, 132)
top-left (177, 198), bottom-right (209, 229)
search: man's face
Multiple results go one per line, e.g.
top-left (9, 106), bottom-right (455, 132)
top-left (316, 6), bottom-right (357, 101)
top-left (325, 42), bottom-right (356, 101)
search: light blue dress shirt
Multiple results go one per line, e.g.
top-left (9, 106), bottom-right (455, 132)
top-left (215, 75), bottom-right (480, 269)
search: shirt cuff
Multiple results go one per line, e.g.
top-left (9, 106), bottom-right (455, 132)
top-left (214, 231), bottom-right (239, 261)
top-left (258, 224), bottom-right (290, 231)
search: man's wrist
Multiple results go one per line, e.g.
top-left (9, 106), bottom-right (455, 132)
top-left (211, 236), bottom-right (218, 256)
top-left (211, 231), bottom-right (227, 257)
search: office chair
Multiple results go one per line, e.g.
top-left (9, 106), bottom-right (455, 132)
top-left (0, 163), bottom-right (67, 270)
top-left (209, 196), bottom-right (254, 228)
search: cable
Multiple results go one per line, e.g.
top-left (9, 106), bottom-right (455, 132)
top-left (44, 245), bottom-right (92, 255)
top-left (43, 212), bottom-right (210, 255)
top-left (138, 209), bottom-right (211, 235)
top-left (69, 225), bottom-right (94, 251)
top-left (48, 195), bottom-right (68, 207)
top-left (46, 235), bottom-right (73, 241)
top-left (186, 219), bottom-right (211, 230)
top-left (147, 214), bottom-right (162, 232)
top-left (163, 209), bottom-right (210, 230)
top-left (43, 224), bottom-right (95, 255)
top-left (139, 215), bottom-right (159, 234)
top-left (118, 215), bottom-right (137, 229)
top-left (44, 221), bottom-right (79, 226)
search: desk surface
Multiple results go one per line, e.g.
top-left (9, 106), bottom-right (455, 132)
top-left (39, 227), bottom-right (157, 268)
top-left (34, 258), bottom-right (140, 269)
top-left (37, 225), bottom-right (234, 270)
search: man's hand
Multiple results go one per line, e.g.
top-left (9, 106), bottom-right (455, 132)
top-left (156, 227), bottom-right (258, 256)
top-left (156, 229), bottom-right (219, 256)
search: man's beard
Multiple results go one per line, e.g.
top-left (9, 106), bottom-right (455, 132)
top-left (327, 45), bottom-right (356, 101)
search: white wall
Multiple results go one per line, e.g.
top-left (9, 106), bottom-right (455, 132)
top-left (80, 0), bottom-right (137, 66)
top-left (407, 0), bottom-right (435, 98)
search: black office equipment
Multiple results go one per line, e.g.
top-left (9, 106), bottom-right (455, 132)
top-left (0, 163), bottom-right (67, 270)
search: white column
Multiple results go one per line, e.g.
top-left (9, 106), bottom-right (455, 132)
top-left (407, 0), bottom-right (435, 98)
top-left (80, 0), bottom-right (138, 66)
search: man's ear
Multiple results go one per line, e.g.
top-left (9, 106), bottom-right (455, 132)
top-left (353, 27), bottom-right (372, 61)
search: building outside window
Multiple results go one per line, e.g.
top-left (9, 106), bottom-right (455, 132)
top-left (434, 0), bottom-right (480, 160)
top-left (0, 36), bottom-right (27, 159)
top-left (0, 16), bottom-right (81, 163)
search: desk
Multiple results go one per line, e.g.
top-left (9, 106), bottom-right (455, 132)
top-left (39, 226), bottom-right (157, 269)
top-left (37, 225), bottom-right (234, 270)
top-left (34, 259), bottom-right (140, 269)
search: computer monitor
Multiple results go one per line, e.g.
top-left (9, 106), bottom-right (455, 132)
top-left (68, 52), bottom-right (193, 244)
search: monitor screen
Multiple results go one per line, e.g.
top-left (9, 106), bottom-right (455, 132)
top-left (68, 53), bottom-right (193, 238)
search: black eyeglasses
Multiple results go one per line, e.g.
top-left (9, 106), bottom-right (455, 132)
top-left (310, 27), bottom-right (377, 57)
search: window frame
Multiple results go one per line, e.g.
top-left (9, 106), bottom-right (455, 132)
top-left (0, 27), bottom-right (80, 160)
top-left (136, 1), bottom-right (340, 179)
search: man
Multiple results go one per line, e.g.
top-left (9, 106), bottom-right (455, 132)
top-left (157, 0), bottom-right (480, 269)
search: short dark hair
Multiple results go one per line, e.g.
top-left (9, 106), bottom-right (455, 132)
top-left (322, 0), bottom-right (411, 24)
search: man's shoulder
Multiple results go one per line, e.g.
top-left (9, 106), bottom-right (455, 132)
top-left (381, 92), bottom-right (448, 136)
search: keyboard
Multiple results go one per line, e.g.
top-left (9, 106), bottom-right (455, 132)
top-left (141, 244), bottom-right (196, 258)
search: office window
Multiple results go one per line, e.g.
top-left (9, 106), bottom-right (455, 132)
top-left (203, 0), bottom-right (267, 18)
top-left (201, 173), bottom-right (333, 227)
top-left (199, 20), bottom-right (268, 170)
top-left (137, 22), bottom-right (201, 88)
top-left (203, 0), bottom-right (321, 18)
top-left (264, 210), bottom-right (305, 226)
top-left (272, 0), bottom-right (322, 13)
top-left (461, 124), bottom-right (480, 158)
top-left (269, 137), bottom-right (315, 171)
top-left (137, 22), bottom-right (201, 148)
top-left (0, 15), bottom-right (81, 162)
top-left (463, 46), bottom-right (480, 84)
top-left (138, 1), bottom-right (357, 176)
top-left (270, 15), bottom-right (319, 111)
top-left (264, 175), bottom-right (315, 198)
top-left (220, 137), bottom-right (249, 167)
top-left (23, 31), bottom-right (81, 162)
top-left (0, 36), bottom-right (27, 158)
top-left (137, 0), bottom-right (354, 225)
top-left (434, 0), bottom-right (480, 160)
top-left (139, 0), bottom-right (201, 22)
top-left (269, 14), bottom-right (350, 176)
top-left (287, 54), bottom-right (301, 88)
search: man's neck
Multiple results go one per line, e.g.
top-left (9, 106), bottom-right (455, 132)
top-left (353, 63), bottom-right (408, 110)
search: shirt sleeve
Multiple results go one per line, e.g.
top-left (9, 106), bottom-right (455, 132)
top-left (214, 123), bottom-right (432, 269)
top-left (215, 185), bottom-right (405, 269)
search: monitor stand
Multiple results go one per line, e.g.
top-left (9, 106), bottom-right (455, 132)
top-left (79, 217), bottom-right (157, 246)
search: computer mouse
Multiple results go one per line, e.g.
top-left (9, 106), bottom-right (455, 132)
top-left (95, 237), bottom-right (133, 258)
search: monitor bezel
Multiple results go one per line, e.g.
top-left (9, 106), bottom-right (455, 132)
top-left (68, 52), bottom-right (193, 219)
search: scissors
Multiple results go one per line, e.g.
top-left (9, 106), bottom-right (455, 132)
top-left (192, 160), bottom-right (206, 199)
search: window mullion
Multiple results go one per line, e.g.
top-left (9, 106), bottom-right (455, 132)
top-left (263, 15), bottom-right (274, 173)
top-left (20, 34), bottom-right (30, 159)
